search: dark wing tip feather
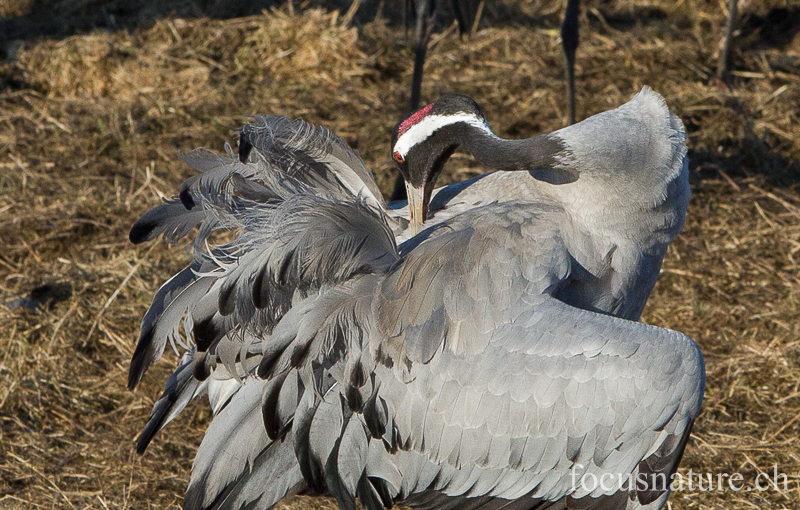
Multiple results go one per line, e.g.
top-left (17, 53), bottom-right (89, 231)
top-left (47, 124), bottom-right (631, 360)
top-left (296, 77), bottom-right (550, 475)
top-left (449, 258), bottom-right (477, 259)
top-left (252, 265), bottom-right (268, 310)
top-left (136, 391), bottom-right (174, 453)
top-left (129, 216), bottom-right (159, 244)
top-left (193, 315), bottom-right (223, 353)
top-left (238, 133), bottom-right (254, 163)
top-left (192, 352), bottom-right (212, 381)
top-left (128, 327), bottom-right (155, 390)
top-left (363, 390), bottom-right (387, 439)
top-left (345, 385), bottom-right (363, 413)
top-left (257, 347), bottom-right (285, 379)
top-left (218, 278), bottom-right (238, 317)
top-left (136, 355), bottom-right (203, 453)
top-left (356, 474), bottom-right (386, 510)
top-left (179, 185), bottom-right (196, 210)
top-left (129, 200), bottom-right (204, 245)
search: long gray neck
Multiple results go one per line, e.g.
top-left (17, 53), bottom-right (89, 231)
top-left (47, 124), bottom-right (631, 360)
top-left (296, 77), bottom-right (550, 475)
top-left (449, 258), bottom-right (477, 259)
top-left (459, 127), bottom-right (567, 171)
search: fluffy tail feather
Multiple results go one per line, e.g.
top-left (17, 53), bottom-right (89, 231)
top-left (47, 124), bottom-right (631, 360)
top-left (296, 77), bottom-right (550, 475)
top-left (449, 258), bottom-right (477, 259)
top-left (129, 115), bottom-right (388, 250)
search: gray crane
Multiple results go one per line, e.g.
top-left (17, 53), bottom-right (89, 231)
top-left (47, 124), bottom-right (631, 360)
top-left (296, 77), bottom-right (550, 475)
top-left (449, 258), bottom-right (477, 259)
top-left (128, 88), bottom-right (703, 510)
top-left (388, 88), bottom-right (690, 323)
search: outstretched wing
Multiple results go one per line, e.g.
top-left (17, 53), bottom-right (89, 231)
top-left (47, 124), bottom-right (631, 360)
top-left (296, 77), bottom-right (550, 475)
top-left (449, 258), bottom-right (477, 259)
top-left (130, 188), bottom-right (403, 508)
top-left (249, 201), bottom-right (704, 509)
top-left (371, 294), bottom-right (703, 506)
top-left (128, 114), bottom-right (395, 389)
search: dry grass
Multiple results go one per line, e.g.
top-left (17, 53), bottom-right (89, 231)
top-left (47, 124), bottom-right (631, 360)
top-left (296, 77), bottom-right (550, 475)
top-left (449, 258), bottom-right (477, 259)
top-left (1, 0), bottom-right (800, 508)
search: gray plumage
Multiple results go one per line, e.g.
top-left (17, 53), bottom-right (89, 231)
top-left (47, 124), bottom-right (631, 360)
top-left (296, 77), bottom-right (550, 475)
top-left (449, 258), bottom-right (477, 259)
top-left (189, 197), bottom-right (703, 510)
top-left (128, 115), bottom-right (400, 391)
top-left (391, 86), bottom-right (689, 322)
top-left (128, 88), bottom-right (702, 510)
top-left (136, 350), bottom-right (208, 453)
top-left (129, 116), bottom-right (387, 248)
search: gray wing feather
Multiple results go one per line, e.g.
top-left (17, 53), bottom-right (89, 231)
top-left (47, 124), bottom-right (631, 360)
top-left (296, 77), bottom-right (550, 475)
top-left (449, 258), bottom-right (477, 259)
top-left (136, 351), bottom-right (208, 453)
top-left (129, 259), bottom-right (220, 389)
top-left (129, 150), bottom-right (252, 248)
top-left (213, 195), bottom-right (400, 333)
top-left (130, 113), bottom-right (390, 252)
top-left (240, 116), bottom-right (385, 209)
top-left (380, 202), bottom-right (570, 367)
top-left (199, 430), bottom-right (305, 510)
top-left (207, 377), bottom-right (242, 415)
top-left (377, 295), bottom-right (703, 502)
top-left (184, 379), bottom-right (271, 510)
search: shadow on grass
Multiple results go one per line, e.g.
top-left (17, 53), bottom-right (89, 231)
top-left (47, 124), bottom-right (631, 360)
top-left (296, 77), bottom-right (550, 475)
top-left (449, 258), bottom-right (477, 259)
top-left (0, 0), bottom-right (338, 44)
top-left (0, 0), bottom-right (674, 60)
top-left (690, 146), bottom-right (800, 190)
top-left (740, 7), bottom-right (800, 51)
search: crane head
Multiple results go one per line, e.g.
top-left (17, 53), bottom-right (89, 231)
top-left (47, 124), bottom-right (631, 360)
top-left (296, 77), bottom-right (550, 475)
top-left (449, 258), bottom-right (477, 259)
top-left (391, 94), bottom-right (486, 234)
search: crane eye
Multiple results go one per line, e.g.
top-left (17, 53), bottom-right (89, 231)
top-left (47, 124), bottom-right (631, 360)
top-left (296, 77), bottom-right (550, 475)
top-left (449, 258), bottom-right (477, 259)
top-left (393, 151), bottom-right (404, 163)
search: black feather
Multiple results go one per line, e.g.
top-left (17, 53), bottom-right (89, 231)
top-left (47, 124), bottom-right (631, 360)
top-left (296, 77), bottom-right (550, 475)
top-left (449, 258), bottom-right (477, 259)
top-left (129, 200), bottom-right (204, 245)
top-left (238, 137), bottom-right (254, 163)
top-left (349, 359), bottom-right (366, 388)
top-left (192, 351), bottom-right (211, 381)
top-left (277, 248), bottom-right (296, 288)
top-left (252, 264), bottom-right (269, 310)
top-left (128, 327), bottom-right (155, 390)
top-left (290, 341), bottom-right (312, 368)
top-left (257, 347), bottom-right (285, 379)
top-left (363, 385), bottom-right (387, 439)
top-left (179, 184), bottom-right (196, 210)
top-left (129, 218), bottom-right (158, 245)
top-left (193, 314), bottom-right (224, 353)
top-left (218, 278), bottom-right (238, 317)
top-left (345, 385), bottom-right (363, 413)
top-left (262, 371), bottom-right (290, 440)
top-left (357, 473), bottom-right (386, 510)
top-left (369, 476), bottom-right (394, 508)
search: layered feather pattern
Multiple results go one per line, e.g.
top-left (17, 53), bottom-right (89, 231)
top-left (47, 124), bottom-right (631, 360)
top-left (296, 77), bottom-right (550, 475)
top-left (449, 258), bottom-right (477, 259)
top-left (129, 89), bottom-right (703, 510)
top-left (128, 114), bottom-right (399, 392)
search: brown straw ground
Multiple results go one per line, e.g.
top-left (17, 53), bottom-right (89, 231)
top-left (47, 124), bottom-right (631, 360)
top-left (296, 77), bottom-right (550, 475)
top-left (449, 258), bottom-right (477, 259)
top-left (1, 0), bottom-right (800, 508)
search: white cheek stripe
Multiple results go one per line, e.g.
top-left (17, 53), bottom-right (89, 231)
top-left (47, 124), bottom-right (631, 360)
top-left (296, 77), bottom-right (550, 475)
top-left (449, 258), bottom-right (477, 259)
top-left (393, 114), bottom-right (492, 158)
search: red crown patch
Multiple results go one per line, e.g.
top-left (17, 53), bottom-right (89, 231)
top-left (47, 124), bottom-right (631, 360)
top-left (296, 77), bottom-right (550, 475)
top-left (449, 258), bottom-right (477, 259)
top-left (397, 103), bottom-right (434, 137)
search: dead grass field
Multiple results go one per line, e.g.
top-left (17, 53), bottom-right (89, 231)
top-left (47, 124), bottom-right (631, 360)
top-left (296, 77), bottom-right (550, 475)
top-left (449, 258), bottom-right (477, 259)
top-left (1, 0), bottom-right (800, 508)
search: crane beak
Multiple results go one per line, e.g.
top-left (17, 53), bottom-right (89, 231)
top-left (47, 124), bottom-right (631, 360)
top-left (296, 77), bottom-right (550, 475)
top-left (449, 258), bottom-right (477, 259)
top-left (405, 182), bottom-right (428, 236)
